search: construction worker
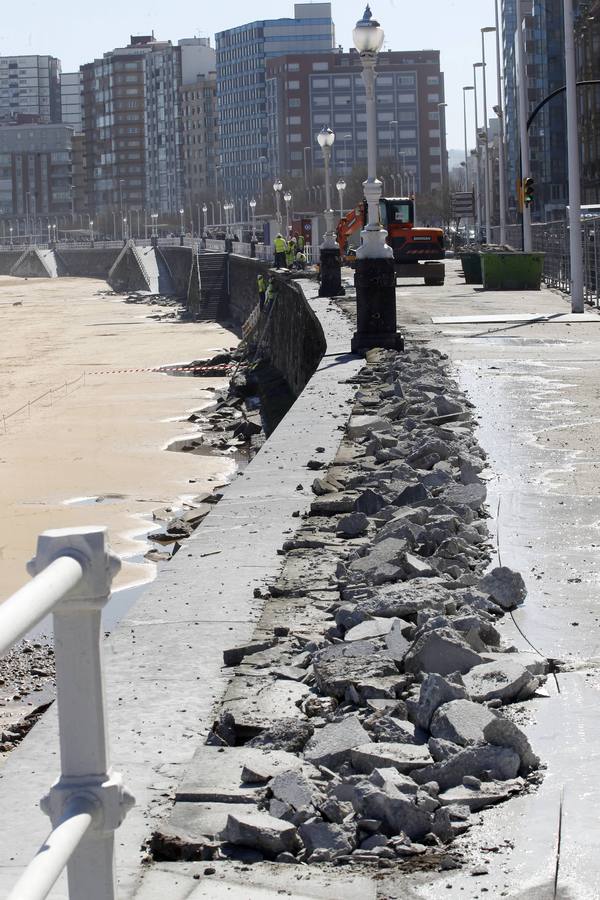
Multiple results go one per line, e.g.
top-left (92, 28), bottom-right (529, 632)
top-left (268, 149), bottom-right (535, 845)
top-left (296, 231), bottom-right (305, 253)
top-left (265, 274), bottom-right (277, 306)
top-left (273, 233), bottom-right (287, 268)
top-left (294, 249), bottom-right (307, 270)
top-left (257, 272), bottom-right (267, 310)
top-left (286, 234), bottom-right (297, 268)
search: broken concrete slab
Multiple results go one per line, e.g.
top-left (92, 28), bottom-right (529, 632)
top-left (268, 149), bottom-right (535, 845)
top-left (299, 821), bottom-right (354, 859)
top-left (404, 627), bottom-right (483, 676)
top-left (430, 700), bottom-right (498, 747)
top-left (222, 810), bottom-right (301, 855)
top-left (347, 415), bottom-right (392, 439)
top-left (270, 770), bottom-right (320, 811)
top-left (438, 778), bottom-right (524, 812)
top-left (483, 716), bottom-right (540, 774)
top-left (478, 566), bottom-right (527, 611)
top-left (304, 715), bottom-right (371, 768)
top-left (350, 783), bottom-right (432, 840)
top-left (312, 644), bottom-right (399, 700)
top-left (246, 719), bottom-right (314, 753)
top-left (409, 672), bottom-right (470, 730)
top-left (222, 679), bottom-right (310, 729)
top-left (176, 746), bottom-right (317, 802)
top-left (351, 742), bottom-right (433, 775)
top-left (462, 660), bottom-right (537, 704)
top-left (412, 745), bottom-right (521, 790)
top-left (336, 512), bottom-right (369, 538)
top-left (344, 617), bottom-right (395, 642)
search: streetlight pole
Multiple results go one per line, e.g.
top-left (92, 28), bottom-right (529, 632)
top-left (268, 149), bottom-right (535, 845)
top-left (179, 207), bottom-right (185, 246)
top-left (283, 190), bottom-right (292, 237)
top-left (273, 179), bottom-right (283, 228)
top-left (317, 125), bottom-right (343, 296)
top-left (494, 0), bottom-right (507, 245)
top-left (516, 0), bottom-right (532, 251)
top-left (337, 178), bottom-right (346, 219)
top-left (482, 27), bottom-right (496, 243)
top-left (89, 219), bottom-right (94, 247)
top-left (351, 5), bottom-right (400, 352)
top-left (564, 0), bottom-right (583, 311)
top-left (473, 61), bottom-right (484, 236)
top-left (463, 86), bottom-right (475, 230)
top-left (202, 203), bottom-right (208, 246)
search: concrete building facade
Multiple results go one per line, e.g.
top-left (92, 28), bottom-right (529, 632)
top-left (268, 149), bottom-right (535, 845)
top-left (576, 0), bottom-right (600, 205)
top-left (215, 3), bottom-right (335, 199)
top-left (0, 124), bottom-right (73, 223)
top-left (60, 72), bottom-right (83, 133)
top-left (266, 48), bottom-right (446, 197)
top-left (0, 55), bottom-right (61, 125)
top-left (181, 69), bottom-right (218, 221)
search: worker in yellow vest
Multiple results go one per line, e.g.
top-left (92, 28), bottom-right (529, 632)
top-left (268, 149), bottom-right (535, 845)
top-left (273, 234), bottom-right (287, 268)
top-left (257, 272), bottom-right (267, 310)
top-left (286, 235), bottom-right (297, 268)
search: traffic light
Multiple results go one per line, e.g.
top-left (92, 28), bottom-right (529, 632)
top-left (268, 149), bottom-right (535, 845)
top-left (523, 177), bottom-right (535, 206)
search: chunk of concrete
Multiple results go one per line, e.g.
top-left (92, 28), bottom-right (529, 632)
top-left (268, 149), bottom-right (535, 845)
top-left (313, 646), bottom-right (399, 700)
top-left (412, 745), bottom-right (520, 791)
top-left (222, 810), bottom-right (301, 855)
top-left (299, 821), bottom-right (354, 858)
top-left (384, 619), bottom-right (412, 662)
top-left (344, 618), bottom-right (395, 642)
top-left (351, 742), bottom-right (433, 775)
top-left (355, 489), bottom-right (386, 516)
top-left (438, 778), bottom-right (524, 811)
top-left (430, 700), bottom-right (498, 747)
top-left (270, 770), bottom-right (319, 811)
top-left (348, 415), bottom-right (392, 439)
top-left (404, 628), bottom-right (483, 676)
top-left (483, 716), bottom-right (540, 774)
top-left (410, 672), bottom-right (469, 730)
top-left (351, 783), bottom-right (432, 840)
top-left (462, 660), bottom-right (536, 704)
top-left (442, 483), bottom-right (487, 510)
top-left (478, 566), bottom-right (527, 611)
top-left (246, 719), bottom-right (314, 753)
top-left (345, 579), bottom-right (453, 620)
top-left (337, 512), bottom-right (369, 538)
top-left (304, 715), bottom-right (371, 768)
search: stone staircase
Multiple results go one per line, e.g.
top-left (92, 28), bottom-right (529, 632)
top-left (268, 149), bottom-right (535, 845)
top-left (194, 251), bottom-right (229, 320)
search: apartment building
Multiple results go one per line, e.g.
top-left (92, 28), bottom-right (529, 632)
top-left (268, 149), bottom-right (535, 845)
top-left (576, 0), bottom-right (600, 204)
top-left (266, 48), bottom-right (446, 196)
top-left (0, 123), bottom-right (73, 219)
top-left (216, 3), bottom-right (335, 199)
top-left (0, 55), bottom-right (61, 125)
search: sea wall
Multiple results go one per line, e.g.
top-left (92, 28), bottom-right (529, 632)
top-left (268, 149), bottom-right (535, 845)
top-left (55, 248), bottom-right (122, 279)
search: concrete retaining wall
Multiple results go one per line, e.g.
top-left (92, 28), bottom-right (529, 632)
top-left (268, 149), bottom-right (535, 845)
top-left (229, 255), bottom-right (326, 398)
top-left (0, 251), bottom-right (25, 275)
top-left (159, 247), bottom-right (193, 297)
top-left (55, 248), bottom-right (121, 279)
top-left (108, 244), bottom-right (151, 293)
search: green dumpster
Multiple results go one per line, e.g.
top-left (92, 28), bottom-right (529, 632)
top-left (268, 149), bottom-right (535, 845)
top-left (460, 252), bottom-right (483, 285)
top-left (481, 252), bottom-right (545, 290)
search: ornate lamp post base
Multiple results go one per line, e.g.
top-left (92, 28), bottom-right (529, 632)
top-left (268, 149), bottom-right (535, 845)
top-left (318, 246), bottom-right (345, 297)
top-left (351, 255), bottom-right (403, 353)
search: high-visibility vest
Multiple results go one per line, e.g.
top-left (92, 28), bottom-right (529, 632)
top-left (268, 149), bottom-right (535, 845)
top-left (274, 236), bottom-right (287, 252)
top-left (297, 234), bottom-right (305, 250)
top-left (257, 274), bottom-right (266, 292)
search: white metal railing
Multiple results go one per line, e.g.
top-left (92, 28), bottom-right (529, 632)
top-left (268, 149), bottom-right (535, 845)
top-left (1, 527), bottom-right (134, 900)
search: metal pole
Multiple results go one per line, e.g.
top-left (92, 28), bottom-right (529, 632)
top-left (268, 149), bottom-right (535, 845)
top-left (463, 88), bottom-right (470, 191)
top-left (495, 0), bottom-right (507, 244)
top-left (473, 64), bottom-right (482, 234)
top-left (482, 33), bottom-right (492, 242)
top-left (517, 0), bottom-right (532, 250)
top-left (564, 0), bottom-right (583, 311)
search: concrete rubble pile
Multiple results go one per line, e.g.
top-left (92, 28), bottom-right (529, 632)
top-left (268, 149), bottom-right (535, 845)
top-left (154, 346), bottom-right (547, 872)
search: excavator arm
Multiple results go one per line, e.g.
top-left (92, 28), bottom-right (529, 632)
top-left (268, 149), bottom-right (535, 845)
top-left (336, 203), bottom-right (365, 253)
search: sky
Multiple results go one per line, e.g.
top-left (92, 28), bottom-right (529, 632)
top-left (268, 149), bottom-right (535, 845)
top-left (1, 0), bottom-right (500, 150)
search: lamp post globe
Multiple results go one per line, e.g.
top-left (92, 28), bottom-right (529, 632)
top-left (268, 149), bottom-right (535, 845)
top-left (283, 190), bottom-right (292, 236)
top-left (350, 5), bottom-right (402, 354)
top-left (316, 124), bottom-right (343, 297)
top-left (249, 197), bottom-right (258, 250)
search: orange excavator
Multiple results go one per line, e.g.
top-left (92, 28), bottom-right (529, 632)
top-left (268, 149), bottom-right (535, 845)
top-left (336, 197), bottom-right (445, 286)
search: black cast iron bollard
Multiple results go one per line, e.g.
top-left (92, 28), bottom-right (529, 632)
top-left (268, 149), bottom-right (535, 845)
top-left (318, 246), bottom-right (345, 297)
top-left (351, 257), bottom-right (403, 353)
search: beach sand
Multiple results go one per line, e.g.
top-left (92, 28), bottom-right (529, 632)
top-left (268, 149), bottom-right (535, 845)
top-left (0, 276), bottom-right (238, 601)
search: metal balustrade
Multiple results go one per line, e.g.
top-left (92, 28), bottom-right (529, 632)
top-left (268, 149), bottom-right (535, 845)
top-left (489, 216), bottom-right (600, 307)
top-left (1, 527), bottom-right (134, 900)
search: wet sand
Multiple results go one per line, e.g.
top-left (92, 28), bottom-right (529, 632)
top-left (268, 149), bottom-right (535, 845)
top-left (0, 276), bottom-right (238, 600)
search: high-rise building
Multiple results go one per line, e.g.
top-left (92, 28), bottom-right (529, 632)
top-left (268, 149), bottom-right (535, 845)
top-left (60, 73), bottom-right (83, 133)
top-left (216, 3), bottom-right (335, 198)
top-left (0, 123), bottom-right (73, 221)
top-left (145, 38), bottom-right (215, 216)
top-left (576, 0), bottom-right (600, 204)
top-left (0, 55), bottom-right (61, 125)
top-left (180, 40), bottom-right (218, 222)
top-left (265, 48), bottom-right (446, 197)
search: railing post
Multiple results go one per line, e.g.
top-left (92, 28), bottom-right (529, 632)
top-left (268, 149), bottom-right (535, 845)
top-left (28, 527), bottom-right (134, 900)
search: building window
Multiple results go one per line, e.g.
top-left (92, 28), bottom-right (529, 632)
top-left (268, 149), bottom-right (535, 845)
top-left (399, 129), bottom-right (416, 139)
top-left (333, 77), bottom-right (351, 88)
top-left (428, 93), bottom-right (440, 103)
top-left (427, 75), bottom-right (439, 85)
top-left (312, 78), bottom-right (330, 88)
top-left (287, 63), bottom-right (300, 71)
top-left (289, 98), bottom-right (301, 107)
top-left (312, 62), bottom-right (329, 72)
top-left (398, 93), bottom-right (416, 104)
top-left (287, 80), bottom-right (300, 90)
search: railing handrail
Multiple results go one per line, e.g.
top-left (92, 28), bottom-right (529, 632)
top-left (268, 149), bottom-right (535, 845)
top-left (1, 527), bottom-right (134, 900)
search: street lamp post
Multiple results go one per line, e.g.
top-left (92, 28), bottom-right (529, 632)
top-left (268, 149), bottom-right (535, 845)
top-left (564, 0), bottom-right (583, 311)
top-left (494, 0), bottom-right (507, 245)
top-left (337, 178), bottom-right (346, 219)
top-left (317, 125), bottom-right (344, 297)
top-left (283, 190), bottom-right (292, 237)
top-left (89, 219), bottom-right (94, 247)
top-left (473, 61), bottom-right (484, 237)
top-left (202, 203), bottom-right (208, 247)
top-left (122, 217), bottom-right (128, 243)
top-left (350, 5), bottom-right (400, 352)
top-left (273, 179), bottom-right (283, 227)
top-left (179, 207), bottom-right (185, 246)
top-left (516, 0), bottom-right (532, 251)
top-left (463, 85), bottom-right (475, 231)
top-left (481, 27), bottom-right (496, 243)
top-left (249, 198), bottom-right (257, 256)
